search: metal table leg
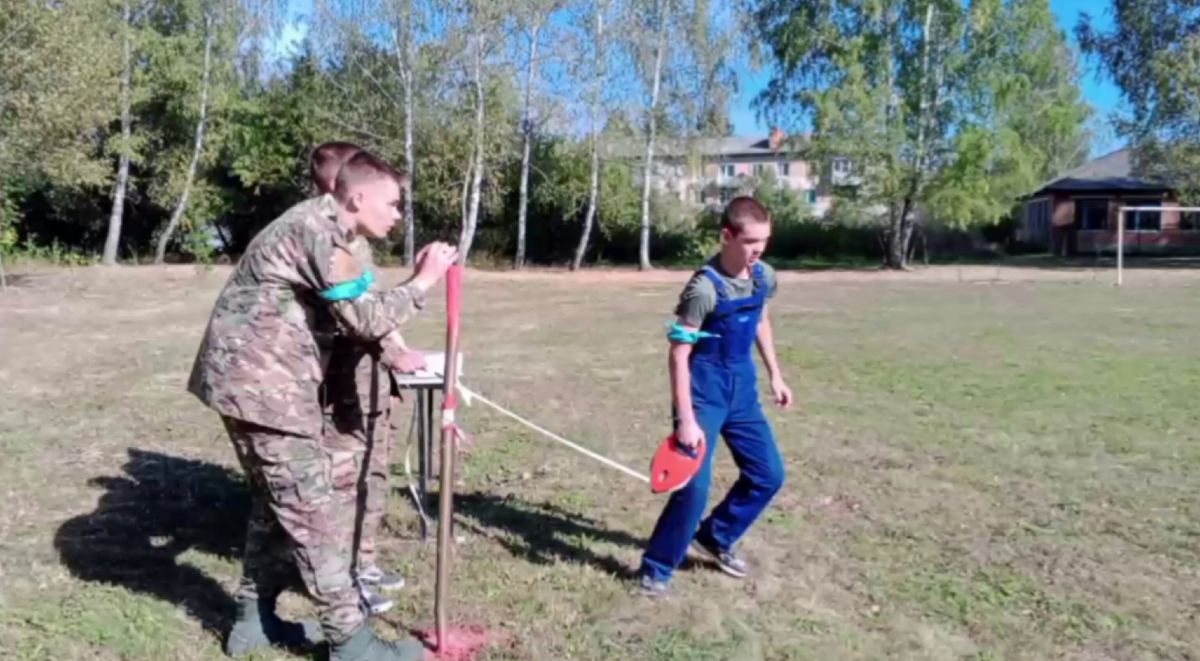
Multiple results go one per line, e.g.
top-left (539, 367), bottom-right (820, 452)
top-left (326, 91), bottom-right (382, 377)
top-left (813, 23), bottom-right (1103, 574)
top-left (417, 389), bottom-right (429, 540)
top-left (426, 387), bottom-right (435, 484)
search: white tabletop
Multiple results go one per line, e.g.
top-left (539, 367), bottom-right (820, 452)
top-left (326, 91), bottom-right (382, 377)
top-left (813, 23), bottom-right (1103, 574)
top-left (391, 351), bottom-right (464, 387)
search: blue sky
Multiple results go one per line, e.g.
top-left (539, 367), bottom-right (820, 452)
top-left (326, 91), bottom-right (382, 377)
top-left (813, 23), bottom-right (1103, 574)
top-left (731, 0), bottom-right (1123, 155)
top-left (273, 0), bottom-right (1124, 156)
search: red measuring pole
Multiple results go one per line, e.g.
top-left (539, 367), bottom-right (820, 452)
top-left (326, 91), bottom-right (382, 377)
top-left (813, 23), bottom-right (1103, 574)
top-left (434, 262), bottom-right (464, 653)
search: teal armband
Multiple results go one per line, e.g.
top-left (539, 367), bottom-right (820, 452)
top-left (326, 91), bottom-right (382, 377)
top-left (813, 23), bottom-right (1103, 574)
top-left (667, 321), bottom-right (719, 344)
top-left (319, 270), bottom-right (375, 301)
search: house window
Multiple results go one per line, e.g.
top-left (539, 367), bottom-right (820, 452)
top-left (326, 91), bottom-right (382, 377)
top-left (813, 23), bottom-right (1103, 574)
top-left (719, 164), bottom-right (735, 178)
top-left (695, 188), bottom-right (704, 204)
top-left (1180, 210), bottom-right (1200, 231)
top-left (720, 188), bottom-right (734, 204)
top-left (832, 158), bottom-right (851, 175)
top-left (1124, 198), bottom-right (1162, 232)
top-left (753, 163), bottom-right (765, 177)
top-left (1074, 199), bottom-right (1109, 231)
top-left (806, 190), bottom-right (817, 204)
top-left (779, 162), bottom-right (791, 177)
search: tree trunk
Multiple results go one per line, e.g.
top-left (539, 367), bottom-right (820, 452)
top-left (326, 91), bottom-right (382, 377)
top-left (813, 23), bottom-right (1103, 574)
top-left (156, 12), bottom-right (213, 265)
top-left (515, 21), bottom-right (541, 269)
top-left (402, 34), bottom-right (416, 265)
top-left (460, 164), bottom-right (471, 232)
top-left (885, 3), bottom-right (935, 270)
top-left (102, 0), bottom-right (133, 267)
top-left (572, 1), bottom-right (605, 272)
top-left (638, 0), bottom-right (668, 272)
top-left (392, 5), bottom-right (417, 266)
top-left (459, 32), bottom-right (485, 263)
top-left (574, 129), bottom-right (601, 271)
top-left (889, 198), bottom-right (914, 269)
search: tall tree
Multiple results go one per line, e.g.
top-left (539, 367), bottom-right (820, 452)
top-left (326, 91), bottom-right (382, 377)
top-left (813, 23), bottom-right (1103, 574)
top-left (150, 0), bottom-right (280, 262)
top-left (456, 0), bottom-right (509, 263)
top-left (314, 0), bottom-right (514, 263)
top-left (573, 0), bottom-right (610, 270)
top-left (926, 0), bottom-right (1092, 223)
top-left (514, 0), bottom-right (563, 268)
top-left (675, 0), bottom-right (743, 138)
top-left (633, 0), bottom-right (671, 271)
top-left (391, 0), bottom-right (421, 265)
top-left (103, 0), bottom-right (137, 265)
top-left (1078, 1), bottom-right (1200, 202)
top-left (1, 0), bottom-right (118, 273)
top-left (155, 5), bottom-right (216, 264)
top-left (0, 0), bottom-right (117, 189)
top-left (753, 0), bottom-right (1090, 269)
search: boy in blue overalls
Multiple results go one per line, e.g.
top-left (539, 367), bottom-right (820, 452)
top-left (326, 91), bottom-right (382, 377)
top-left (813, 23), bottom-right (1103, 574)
top-left (639, 196), bottom-right (793, 596)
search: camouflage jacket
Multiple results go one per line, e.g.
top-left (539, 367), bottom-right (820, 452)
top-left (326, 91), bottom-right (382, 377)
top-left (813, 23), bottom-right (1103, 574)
top-left (321, 235), bottom-right (405, 450)
top-left (188, 195), bottom-right (424, 438)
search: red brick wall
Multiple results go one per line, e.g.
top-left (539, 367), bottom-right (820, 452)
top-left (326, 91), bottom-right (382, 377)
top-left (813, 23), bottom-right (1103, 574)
top-left (1070, 193), bottom-right (1195, 253)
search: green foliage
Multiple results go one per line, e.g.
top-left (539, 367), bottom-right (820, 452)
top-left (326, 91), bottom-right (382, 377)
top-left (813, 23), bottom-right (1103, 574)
top-left (0, 182), bottom-right (19, 256)
top-left (751, 168), bottom-right (817, 225)
top-left (0, 0), bottom-right (119, 189)
top-left (753, 0), bottom-right (1091, 265)
top-left (7, 238), bottom-right (95, 266)
top-left (0, 0), bottom-right (1100, 267)
top-left (1078, 0), bottom-right (1200, 203)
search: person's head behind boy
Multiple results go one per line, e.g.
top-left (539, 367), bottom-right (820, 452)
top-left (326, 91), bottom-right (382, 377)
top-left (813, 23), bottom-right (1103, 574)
top-left (309, 141), bottom-right (362, 195)
top-left (719, 196), bottom-right (771, 275)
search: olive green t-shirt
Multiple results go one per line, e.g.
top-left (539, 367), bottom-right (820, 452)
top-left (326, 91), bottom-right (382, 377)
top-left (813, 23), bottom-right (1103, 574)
top-left (675, 256), bottom-right (778, 328)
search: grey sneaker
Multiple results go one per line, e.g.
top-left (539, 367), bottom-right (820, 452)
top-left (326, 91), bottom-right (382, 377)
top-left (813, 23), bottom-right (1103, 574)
top-left (636, 574), bottom-right (670, 599)
top-left (360, 587), bottom-right (395, 615)
top-left (690, 537), bottom-right (748, 578)
top-left (359, 566), bottom-right (405, 592)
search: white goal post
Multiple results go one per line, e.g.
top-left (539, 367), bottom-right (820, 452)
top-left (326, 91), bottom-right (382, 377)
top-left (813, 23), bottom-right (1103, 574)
top-left (1114, 206), bottom-right (1200, 286)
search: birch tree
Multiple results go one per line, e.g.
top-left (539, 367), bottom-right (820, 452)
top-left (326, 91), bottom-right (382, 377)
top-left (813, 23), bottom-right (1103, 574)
top-left (572, 0), bottom-right (611, 270)
top-left (514, 0), bottom-right (563, 268)
top-left (753, 0), bottom-right (1089, 268)
top-left (102, 0), bottom-right (137, 265)
top-left (155, 6), bottom-right (215, 263)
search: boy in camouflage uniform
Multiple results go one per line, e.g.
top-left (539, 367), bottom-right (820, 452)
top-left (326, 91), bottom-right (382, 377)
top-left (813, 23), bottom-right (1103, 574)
top-left (189, 151), bottom-right (457, 661)
top-left (310, 142), bottom-right (422, 616)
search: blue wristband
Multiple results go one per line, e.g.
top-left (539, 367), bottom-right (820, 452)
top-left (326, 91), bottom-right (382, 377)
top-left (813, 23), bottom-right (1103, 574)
top-left (319, 270), bottom-right (375, 301)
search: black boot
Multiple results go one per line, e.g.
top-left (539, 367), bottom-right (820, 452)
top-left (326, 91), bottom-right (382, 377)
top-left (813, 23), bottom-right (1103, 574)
top-left (329, 623), bottom-right (426, 661)
top-left (224, 595), bottom-right (323, 657)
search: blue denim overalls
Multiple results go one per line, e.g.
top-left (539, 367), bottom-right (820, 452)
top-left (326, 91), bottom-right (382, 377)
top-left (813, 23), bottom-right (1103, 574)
top-left (640, 262), bottom-right (786, 582)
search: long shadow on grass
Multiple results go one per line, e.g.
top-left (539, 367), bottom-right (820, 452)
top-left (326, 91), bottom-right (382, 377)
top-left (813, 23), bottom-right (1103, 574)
top-left (455, 492), bottom-right (643, 579)
top-left (54, 448), bottom-right (248, 640)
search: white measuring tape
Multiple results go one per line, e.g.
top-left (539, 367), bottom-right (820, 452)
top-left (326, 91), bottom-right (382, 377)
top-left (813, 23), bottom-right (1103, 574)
top-left (456, 383), bottom-right (649, 484)
top-left (398, 368), bottom-right (652, 525)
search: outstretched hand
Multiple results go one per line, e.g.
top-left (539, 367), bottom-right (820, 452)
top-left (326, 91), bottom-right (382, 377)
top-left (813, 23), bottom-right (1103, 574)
top-left (412, 241), bottom-right (458, 291)
top-left (387, 349), bottom-right (427, 374)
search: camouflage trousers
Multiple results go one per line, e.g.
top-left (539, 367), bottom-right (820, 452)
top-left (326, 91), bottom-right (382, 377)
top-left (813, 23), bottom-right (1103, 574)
top-left (322, 341), bottom-right (406, 583)
top-left (325, 395), bottom-right (398, 579)
top-left (223, 417), bottom-right (364, 643)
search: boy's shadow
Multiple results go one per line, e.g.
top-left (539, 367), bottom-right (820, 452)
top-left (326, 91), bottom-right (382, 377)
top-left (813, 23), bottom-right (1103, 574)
top-left (454, 492), bottom-right (644, 579)
top-left (54, 448), bottom-right (249, 639)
